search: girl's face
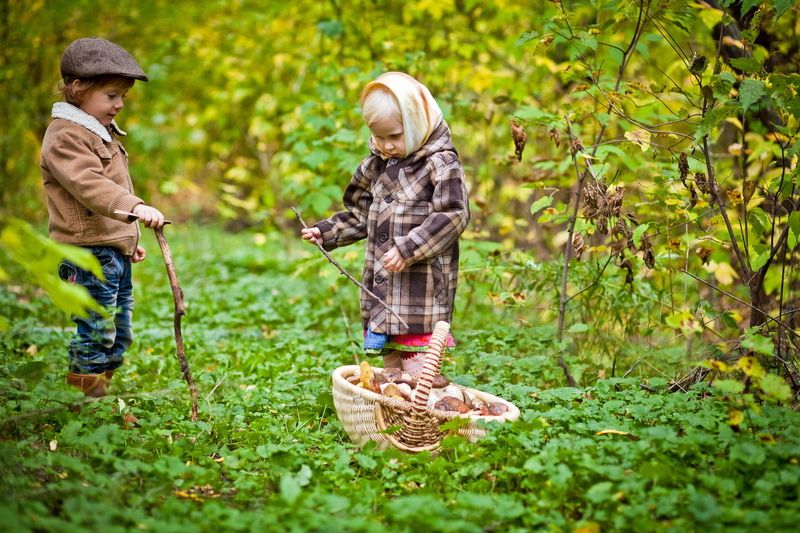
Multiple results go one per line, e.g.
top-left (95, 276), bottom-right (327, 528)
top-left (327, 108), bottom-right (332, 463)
top-left (370, 115), bottom-right (406, 159)
top-left (76, 81), bottom-right (130, 126)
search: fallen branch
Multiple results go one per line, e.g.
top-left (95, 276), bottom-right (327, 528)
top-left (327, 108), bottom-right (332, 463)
top-left (291, 206), bottom-right (408, 329)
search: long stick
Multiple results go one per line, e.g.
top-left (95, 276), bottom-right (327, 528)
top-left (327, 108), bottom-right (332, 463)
top-left (291, 207), bottom-right (408, 329)
top-left (154, 227), bottom-right (199, 421)
top-left (115, 209), bottom-right (199, 419)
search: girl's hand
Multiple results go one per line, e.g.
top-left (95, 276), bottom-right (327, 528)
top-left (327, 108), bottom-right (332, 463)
top-left (131, 245), bottom-right (146, 263)
top-left (382, 246), bottom-right (407, 272)
top-left (301, 227), bottom-right (323, 245)
top-left (133, 204), bottom-right (166, 229)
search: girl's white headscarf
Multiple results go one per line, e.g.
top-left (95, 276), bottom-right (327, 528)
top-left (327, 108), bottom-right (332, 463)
top-left (360, 72), bottom-right (443, 157)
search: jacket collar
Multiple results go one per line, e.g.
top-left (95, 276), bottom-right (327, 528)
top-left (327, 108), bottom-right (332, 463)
top-left (51, 102), bottom-right (126, 142)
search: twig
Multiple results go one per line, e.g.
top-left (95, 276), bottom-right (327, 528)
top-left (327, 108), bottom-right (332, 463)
top-left (291, 206), bottom-right (408, 329)
top-left (154, 227), bottom-right (199, 421)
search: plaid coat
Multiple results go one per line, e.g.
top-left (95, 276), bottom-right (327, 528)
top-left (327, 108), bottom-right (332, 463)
top-left (316, 121), bottom-right (469, 335)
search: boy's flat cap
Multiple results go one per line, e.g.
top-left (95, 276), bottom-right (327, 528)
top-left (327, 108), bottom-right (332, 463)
top-left (60, 37), bottom-right (148, 82)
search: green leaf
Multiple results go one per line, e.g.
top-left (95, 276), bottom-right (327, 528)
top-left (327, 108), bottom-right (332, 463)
top-left (714, 379), bottom-right (744, 394)
top-left (741, 333), bottom-right (774, 356)
top-left (515, 31), bottom-right (540, 47)
top-left (696, 104), bottom-right (739, 140)
top-left (710, 72), bottom-right (736, 100)
top-left (729, 57), bottom-right (762, 74)
top-left (788, 211), bottom-right (800, 248)
top-left (759, 374), bottom-right (792, 401)
top-left (730, 441), bottom-right (766, 465)
top-left (748, 207), bottom-right (770, 233)
top-left (739, 79), bottom-right (766, 111)
top-left (530, 195), bottom-right (553, 215)
top-left (567, 323), bottom-right (589, 333)
top-left (632, 223), bottom-right (650, 248)
top-left (774, 0), bottom-right (794, 19)
top-left (741, 0), bottom-right (761, 13)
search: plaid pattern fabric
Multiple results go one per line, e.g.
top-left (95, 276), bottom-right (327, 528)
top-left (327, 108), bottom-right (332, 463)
top-left (317, 120), bottom-right (469, 335)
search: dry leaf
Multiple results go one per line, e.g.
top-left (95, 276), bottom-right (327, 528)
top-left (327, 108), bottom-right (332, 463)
top-left (510, 120), bottom-right (527, 162)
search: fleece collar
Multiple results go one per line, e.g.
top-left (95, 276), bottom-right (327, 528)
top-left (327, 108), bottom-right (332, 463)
top-left (51, 102), bottom-right (127, 142)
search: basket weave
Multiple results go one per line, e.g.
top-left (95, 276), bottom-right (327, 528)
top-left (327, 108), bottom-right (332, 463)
top-left (331, 321), bottom-right (519, 452)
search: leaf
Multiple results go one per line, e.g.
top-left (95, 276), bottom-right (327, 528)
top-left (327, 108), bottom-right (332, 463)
top-left (758, 374), bottom-right (792, 401)
top-left (774, 0), bottom-right (795, 19)
top-left (568, 322), bottom-right (589, 333)
top-left (730, 441), bottom-right (766, 465)
top-left (711, 72), bottom-right (736, 100)
top-left (624, 129), bottom-right (651, 151)
top-left (789, 211), bottom-right (800, 246)
top-left (737, 356), bottom-right (766, 378)
top-left (741, 333), bottom-right (774, 356)
top-left (530, 195), bottom-right (553, 215)
top-left (738, 79), bottom-right (766, 111)
top-left (748, 207), bottom-right (770, 233)
top-left (729, 57), bottom-right (762, 74)
top-left (632, 223), bottom-right (650, 248)
top-left (696, 104), bottom-right (739, 140)
top-left (741, 0), bottom-right (760, 14)
top-left (714, 379), bottom-right (744, 394)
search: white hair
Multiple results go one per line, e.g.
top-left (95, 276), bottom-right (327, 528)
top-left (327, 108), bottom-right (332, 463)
top-left (361, 87), bottom-right (401, 128)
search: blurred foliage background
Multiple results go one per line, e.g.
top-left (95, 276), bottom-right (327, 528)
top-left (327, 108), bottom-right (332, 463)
top-left (3, 0), bottom-right (800, 396)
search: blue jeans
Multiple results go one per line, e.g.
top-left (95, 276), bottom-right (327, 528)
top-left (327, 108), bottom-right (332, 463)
top-left (58, 246), bottom-right (133, 374)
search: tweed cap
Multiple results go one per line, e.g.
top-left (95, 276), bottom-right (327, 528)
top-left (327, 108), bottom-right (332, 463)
top-left (60, 37), bottom-right (148, 82)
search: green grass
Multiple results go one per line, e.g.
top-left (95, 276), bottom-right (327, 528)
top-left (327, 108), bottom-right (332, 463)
top-left (1, 226), bottom-right (798, 532)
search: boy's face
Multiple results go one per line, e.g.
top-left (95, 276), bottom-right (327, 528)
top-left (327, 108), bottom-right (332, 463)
top-left (370, 115), bottom-right (406, 159)
top-left (77, 80), bottom-right (132, 126)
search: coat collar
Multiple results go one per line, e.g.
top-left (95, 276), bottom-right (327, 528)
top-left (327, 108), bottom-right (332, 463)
top-left (51, 102), bottom-right (127, 142)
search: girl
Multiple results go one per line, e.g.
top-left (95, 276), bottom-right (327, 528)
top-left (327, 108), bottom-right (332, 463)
top-left (302, 72), bottom-right (469, 377)
top-left (41, 37), bottom-right (165, 396)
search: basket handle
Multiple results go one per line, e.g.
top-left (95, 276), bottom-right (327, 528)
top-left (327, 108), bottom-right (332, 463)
top-left (409, 321), bottom-right (450, 417)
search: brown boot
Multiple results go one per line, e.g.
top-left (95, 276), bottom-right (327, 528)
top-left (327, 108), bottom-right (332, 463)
top-left (66, 372), bottom-right (109, 398)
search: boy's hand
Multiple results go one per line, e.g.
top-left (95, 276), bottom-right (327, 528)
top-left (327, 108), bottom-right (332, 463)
top-left (382, 246), bottom-right (407, 272)
top-left (131, 245), bottom-right (146, 263)
top-left (301, 227), bottom-right (323, 245)
top-left (133, 204), bottom-right (166, 229)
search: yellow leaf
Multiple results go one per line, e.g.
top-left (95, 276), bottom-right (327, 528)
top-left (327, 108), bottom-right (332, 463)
top-left (596, 429), bottom-right (637, 439)
top-left (707, 359), bottom-right (732, 372)
top-left (728, 409), bottom-right (744, 426)
top-left (703, 260), bottom-right (739, 285)
top-left (573, 523), bottom-right (601, 533)
top-left (624, 129), bottom-right (651, 152)
top-left (737, 356), bottom-right (766, 378)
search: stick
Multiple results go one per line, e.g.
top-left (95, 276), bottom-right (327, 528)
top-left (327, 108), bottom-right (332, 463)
top-left (115, 210), bottom-right (198, 419)
top-left (154, 227), bottom-right (199, 421)
top-left (291, 207), bottom-right (409, 329)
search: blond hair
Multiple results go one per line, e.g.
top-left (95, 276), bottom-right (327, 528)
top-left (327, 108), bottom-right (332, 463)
top-left (361, 87), bottom-right (401, 128)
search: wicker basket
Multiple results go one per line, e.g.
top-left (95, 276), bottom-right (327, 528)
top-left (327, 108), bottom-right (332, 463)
top-left (331, 321), bottom-right (519, 452)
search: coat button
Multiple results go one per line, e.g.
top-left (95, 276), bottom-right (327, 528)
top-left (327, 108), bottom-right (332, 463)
top-left (374, 275), bottom-right (384, 284)
top-left (384, 194), bottom-right (394, 203)
top-left (378, 232), bottom-right (389, 243)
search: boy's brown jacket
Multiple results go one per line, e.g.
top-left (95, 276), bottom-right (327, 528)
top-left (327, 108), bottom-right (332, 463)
top-left (317, 120), bottom-right (469, 335)
top-left (40, 104), bottom-right (144, 255)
